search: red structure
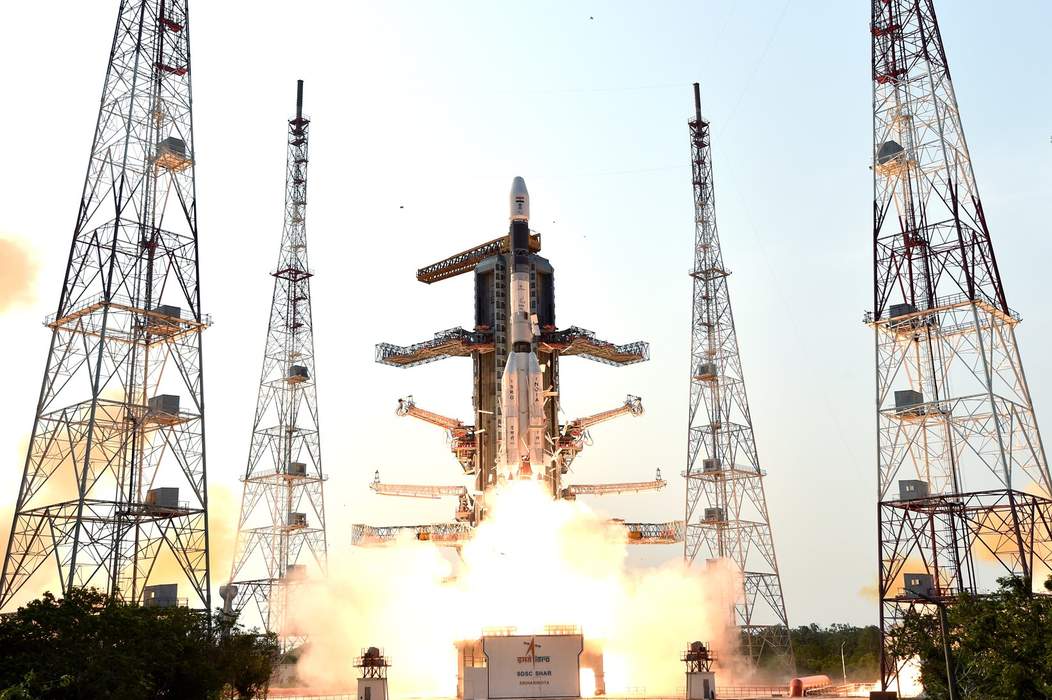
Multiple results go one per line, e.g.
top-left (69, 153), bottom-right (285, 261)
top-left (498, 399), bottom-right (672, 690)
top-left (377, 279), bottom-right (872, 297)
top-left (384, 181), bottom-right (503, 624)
top-left (867, 0), bottom-right (1052, 689)
top-left (788, 675), bottom-right (830, 697)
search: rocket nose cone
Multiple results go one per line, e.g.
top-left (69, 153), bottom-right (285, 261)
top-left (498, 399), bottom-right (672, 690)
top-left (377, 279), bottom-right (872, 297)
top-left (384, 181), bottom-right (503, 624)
top-left (510, 176), bottom-right (530, 221)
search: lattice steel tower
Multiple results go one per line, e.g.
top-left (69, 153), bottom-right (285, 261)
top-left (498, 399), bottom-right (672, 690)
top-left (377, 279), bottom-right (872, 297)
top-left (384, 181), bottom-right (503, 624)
top-left (868, 1), bottom-right (1052, 689)
top-left (225, 81), bottom-right (327, 649)
top-left (0, 0), bottom-right (210, 611)
top-left (682, 84), bottom-right (793, 670)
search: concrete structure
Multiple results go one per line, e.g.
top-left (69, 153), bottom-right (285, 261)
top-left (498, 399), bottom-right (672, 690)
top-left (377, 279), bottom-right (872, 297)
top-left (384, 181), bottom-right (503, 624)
top-left (682, 641), bottom-right (716, 700)
top-left (902, 573), bottom-right (935, 600)
top-left (148, 394), bottom-right (181, 416)
top-left (356, 647), bottom-right (389, 700)
top-left (897, 480), bottom-right (928, 501)
top-left (143, 584), bottom-right (179, 608)
top-left (458, 630), bottom-right (585, 700)
top-left (146, 488), bottom-right (180, 509)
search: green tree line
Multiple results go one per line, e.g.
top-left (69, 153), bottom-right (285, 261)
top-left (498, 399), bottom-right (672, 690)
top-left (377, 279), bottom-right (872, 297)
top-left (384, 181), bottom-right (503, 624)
top-left (0, 588), bottom-right (276, 699)
top-left (787, 623), bottom-right (882, 681)
top-left (891, 576), bottom-right (1052, 700)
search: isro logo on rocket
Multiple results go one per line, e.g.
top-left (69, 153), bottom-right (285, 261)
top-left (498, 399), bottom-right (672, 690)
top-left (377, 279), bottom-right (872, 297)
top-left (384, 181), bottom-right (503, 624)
top-left (517, 637), bottom-right (551, 665)
top-left (510, 176), bottom-right (529, 221)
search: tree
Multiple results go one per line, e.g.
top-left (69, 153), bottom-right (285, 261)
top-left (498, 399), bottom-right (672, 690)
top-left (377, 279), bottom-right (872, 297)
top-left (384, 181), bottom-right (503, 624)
top-left (214, 615), bottom-right (277, 699)
top-left (890, 576), bottom-right (1052, 699)
top-left (764, 624), bottom-right (881, 681)
top-left (0, 588), bottom-right (277, 699)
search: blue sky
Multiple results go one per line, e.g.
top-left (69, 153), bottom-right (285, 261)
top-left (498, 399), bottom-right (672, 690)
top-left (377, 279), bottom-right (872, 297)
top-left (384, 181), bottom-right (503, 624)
top-left (0, 1), bottom-right (1050, 625)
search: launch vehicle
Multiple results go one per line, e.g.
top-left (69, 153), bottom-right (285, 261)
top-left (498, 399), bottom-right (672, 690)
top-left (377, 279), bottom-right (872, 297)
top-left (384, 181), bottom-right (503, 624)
top-left (498, 177), bottom-right (547, 481)
top-left (366, 174), bottom-right (661, 542)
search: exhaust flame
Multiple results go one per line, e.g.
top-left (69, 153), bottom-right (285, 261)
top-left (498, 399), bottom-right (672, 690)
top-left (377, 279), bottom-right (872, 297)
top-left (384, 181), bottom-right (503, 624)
top-left (290, 481), bottom-right (741, 696)
top-left (859, 656), bottom-right (923, 697)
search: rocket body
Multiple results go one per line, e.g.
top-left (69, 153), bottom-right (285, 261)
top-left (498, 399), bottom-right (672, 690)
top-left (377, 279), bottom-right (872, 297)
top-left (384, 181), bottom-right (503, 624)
top-left (499, 336), bottom-right (546, 479)
top-left (498, 177), bottom-right (547, 481)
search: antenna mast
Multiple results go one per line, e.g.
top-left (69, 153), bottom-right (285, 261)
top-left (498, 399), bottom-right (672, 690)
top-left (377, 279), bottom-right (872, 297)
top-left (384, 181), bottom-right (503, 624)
top-left (682, 82), bottom-right (794, 671)
top-left (226, 80), bottom-right (328, 652)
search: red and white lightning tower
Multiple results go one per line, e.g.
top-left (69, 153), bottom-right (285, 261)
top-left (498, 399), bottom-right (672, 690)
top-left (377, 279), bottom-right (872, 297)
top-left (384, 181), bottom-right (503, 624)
top-left (226, 81), bottom-right (328, 650)
top-left (0, 0), bottom-right (210, 611)
top-left (868, 1), bottom-right (1052, 688)
top-left (682, 84), bottom-right (793, 670)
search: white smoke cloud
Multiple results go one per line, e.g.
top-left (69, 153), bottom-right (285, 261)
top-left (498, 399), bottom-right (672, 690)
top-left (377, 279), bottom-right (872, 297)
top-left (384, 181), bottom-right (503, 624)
top-left (0, 237), bottom-right (38, 314)
top-left (289, 481), bottom-right (743, 696)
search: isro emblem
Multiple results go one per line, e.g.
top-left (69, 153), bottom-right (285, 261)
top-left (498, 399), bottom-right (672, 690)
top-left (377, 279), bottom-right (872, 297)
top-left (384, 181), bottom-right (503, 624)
top-left (483, 633), bottom-right (583, 699)
top-left (517, 636), bottom-right (552, 672)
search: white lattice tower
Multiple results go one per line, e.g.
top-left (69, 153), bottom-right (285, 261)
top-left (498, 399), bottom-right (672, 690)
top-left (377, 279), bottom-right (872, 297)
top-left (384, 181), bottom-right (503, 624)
top-left (868, 1), bottom-right (1052, 688)
top-left (227, 81), bottom-right (328, 651)
top-left (0, 0), bottom-right (211, 612)
top-left (682, 83), bottom-right (793, 671)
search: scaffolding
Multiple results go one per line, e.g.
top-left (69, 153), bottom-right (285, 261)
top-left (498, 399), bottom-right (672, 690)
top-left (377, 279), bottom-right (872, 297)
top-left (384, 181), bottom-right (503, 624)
top-left (0, 0), bottom-right (211, 611)
top-left (362, 180), bottom-right (668, 555)
top-left (868, 1), bottom-right (1052, 689)
top-left (226, 82), bottom-right (328, 653)
top-left (682, 83), bottom-right (793, 671)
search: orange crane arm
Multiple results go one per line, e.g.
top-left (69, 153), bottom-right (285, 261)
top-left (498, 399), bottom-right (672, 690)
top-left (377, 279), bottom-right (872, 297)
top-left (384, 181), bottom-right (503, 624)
top-left (351, 520), bottom-right (683, 546)
top-left (394, 397), bottom-right (478, 475)
top-left (370, 471), bottom-right (477, 522)
top-left (351, 523), bottom-right (474, 546)
top-left (621, 520), bottom-right (685, 544)
top-left (416, 232), bottom-right (542, 284)
top-left (370, 480), bottom-right (468, 500)
top-left (555, 396), bottom-right (644, 472)
top-left (566, 395), bottom-right (643, 433)
top-left (563, 475), bottom-right (666, 497)
top-left (396, 396), bottom-right (468, 432)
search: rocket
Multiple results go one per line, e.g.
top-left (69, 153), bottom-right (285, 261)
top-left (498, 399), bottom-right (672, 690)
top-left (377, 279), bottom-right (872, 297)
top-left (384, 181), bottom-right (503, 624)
top-left (498, 177), bottom-right (547, 481)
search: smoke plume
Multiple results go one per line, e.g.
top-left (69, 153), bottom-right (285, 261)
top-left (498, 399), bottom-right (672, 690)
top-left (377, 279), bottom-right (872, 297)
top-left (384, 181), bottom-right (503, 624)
top-left (0, 237), bottom-right (38, 313)
top-left (290, 481), bottom-right (741, 696)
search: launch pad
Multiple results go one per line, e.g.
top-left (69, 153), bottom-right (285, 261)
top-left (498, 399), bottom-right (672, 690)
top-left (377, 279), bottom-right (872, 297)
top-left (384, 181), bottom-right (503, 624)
top-left (458, 629), bottom-right (587, 700)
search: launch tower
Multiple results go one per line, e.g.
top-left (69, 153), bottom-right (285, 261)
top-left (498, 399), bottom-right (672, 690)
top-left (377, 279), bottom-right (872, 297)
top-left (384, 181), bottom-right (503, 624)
top-left (0, 0), bottom-right (211, 610)
top-left (868, 1), bottom-right (1052, 688)
top-left (681, 84), bottom-right (793, 670)
top-left (357, 179), bottom-right (678, 546)
top-left (225, 81), bottom-right (328, 650)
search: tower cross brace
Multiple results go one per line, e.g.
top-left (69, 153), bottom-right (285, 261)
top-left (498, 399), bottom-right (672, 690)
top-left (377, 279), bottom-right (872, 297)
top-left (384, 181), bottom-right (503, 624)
top-left (226, 80), bottom-right (328, 651)
top-left (0, 0), bottom-right (211, 612)
top-left (682, 82), bottom-right (794, 671)
top-left (868, 0), bottom-right (1052, 689)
